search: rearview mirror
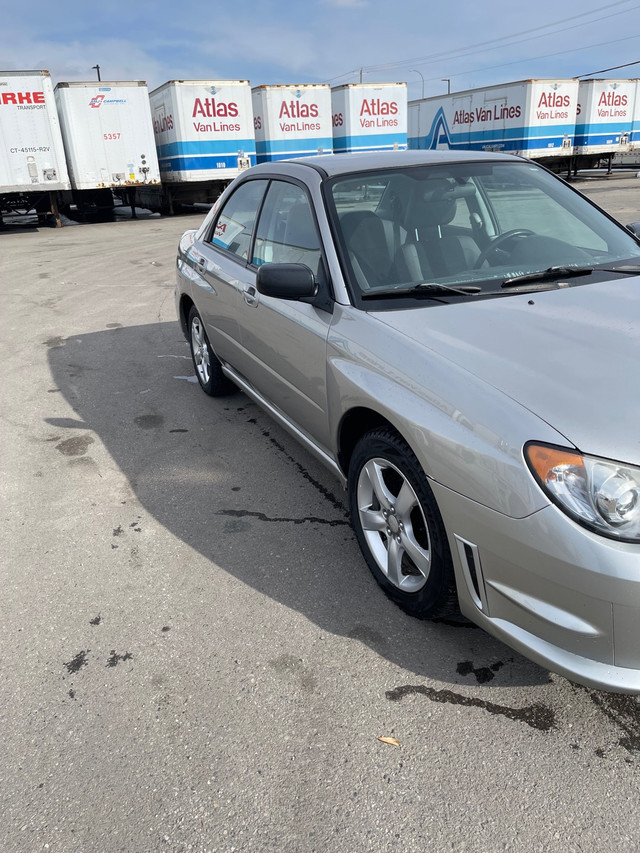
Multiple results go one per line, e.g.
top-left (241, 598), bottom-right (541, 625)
top-left (256, 263), bottom-right (318, 299)
top-left (626, 222), bottom-right (640, 237)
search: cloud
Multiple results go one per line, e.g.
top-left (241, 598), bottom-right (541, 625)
top-left (0, 33), bottom-right (168, 89)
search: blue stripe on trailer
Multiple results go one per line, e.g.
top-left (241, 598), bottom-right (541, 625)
top-left (255, 137), bottom-right (334, 156)
top-left (157, 139), bottom-right (256, 158)
top-left (409, 134), bottom-right (574, 153)
top-left (159, 153), bottom-right (257, 172)
top-left (333, 132), bottom-right (408, 153)
top-left (575, 120), bottom-right (635, 146)
top-left (409, 107), bottom-right (574, 152)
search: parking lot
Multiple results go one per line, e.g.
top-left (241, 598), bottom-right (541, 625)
top-left (2, 175), bottom-right (640, 853)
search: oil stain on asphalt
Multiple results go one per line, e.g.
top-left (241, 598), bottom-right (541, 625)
top-left (386, 684), bottom-right (556, 732)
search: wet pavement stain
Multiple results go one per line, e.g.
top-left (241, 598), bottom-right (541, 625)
top-left (264, 433), bottom-right (348, 517)
top-left (242, 414), bottom-right (348, 517)
top-left (68, 456), bottom-right (97, 469)
top-left (89, 614), bottom-right (102, 626)
top-left (55, 435), bottom-right (94, 456)
top-left (217, 508), bottom-right (349, 527)
top-left (43, 336), bottom-right (65, 348)
top-left (223, 518), bottom-right (251, 533)
top-left (270, 654), bottom-right (317, 694)
top-left (347, 624), bottom-right (386, 646)
top-left (106, 650), bottom-right (133, 668)
top-left (134, 414), bottom-right (164, 429)
top-left (64, 650), bottom-right (90, 674)
top-left (588, 690), bottom-right (640, 754)
top-left (457, 660), bottom-right (505, 684)
top-left (386, 684), bottom-right (556, 731)
top-left (113, 525), bottom-right (124, 536)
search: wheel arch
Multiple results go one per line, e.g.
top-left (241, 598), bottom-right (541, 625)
top-left (337, 407), bottom-right (407, 478)
top-left (178, 293), bottom-right (195, 340)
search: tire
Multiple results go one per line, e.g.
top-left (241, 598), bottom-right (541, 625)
top-left (348, 428), bottom-right (457, 619)
top-left (188, 306), bottom-right (236, 397)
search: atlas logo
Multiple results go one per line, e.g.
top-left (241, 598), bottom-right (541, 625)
top-left (89, 95), bottom-right (105, 108)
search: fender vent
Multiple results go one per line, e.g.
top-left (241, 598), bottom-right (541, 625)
top-left (454, 536), bottom-right (487, 613)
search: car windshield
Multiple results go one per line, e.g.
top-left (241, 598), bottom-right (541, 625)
top-left (327, 161), bottom-right (640, 300)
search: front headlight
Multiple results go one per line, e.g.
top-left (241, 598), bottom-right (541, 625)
top-left (525, 443), bottom-right (640, 542)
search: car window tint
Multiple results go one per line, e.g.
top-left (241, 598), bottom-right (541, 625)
top-left (252, 182), bottom-right (321, 273)
top-left (209, 179), bottom-right (268, 261)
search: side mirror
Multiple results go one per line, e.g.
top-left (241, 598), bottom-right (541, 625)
top-left (626, 222), bottom-right (640, 237)
top-left (256, 263), bottom-right (318, 299)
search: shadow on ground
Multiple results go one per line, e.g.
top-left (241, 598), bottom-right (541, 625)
top-left (45, 321), bottom-right (552, 694)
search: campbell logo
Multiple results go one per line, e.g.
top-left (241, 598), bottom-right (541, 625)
top-left (537, 92), bottom-right (570, 108)
top-left (89, 94), bottom-right (105, 108)
top-left (279, 101), bottom-right (319, 119)
top-left (360, 99), bottom-right (398, 117)
top-left (598, 92), bottom-right (628, 107)
top-left (192, 98), bottom-right (239, 118)
top-left (1, 91), bottom-right (46, 105)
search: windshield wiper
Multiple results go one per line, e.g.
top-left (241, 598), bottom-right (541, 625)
top-left (362, 282), bottom-right (481, 300)
top-left (502, 266), bottom-right (594, 288)
top-left (597, 264), bottom-right (640, 273)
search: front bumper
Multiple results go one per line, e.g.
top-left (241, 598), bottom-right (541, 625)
top-left (432, 481), bottom-right (640, 693)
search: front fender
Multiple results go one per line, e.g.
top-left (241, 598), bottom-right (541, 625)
top-left (326, 306), bottom-right (563, 518)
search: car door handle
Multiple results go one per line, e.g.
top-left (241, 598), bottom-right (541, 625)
top-left (243, 284), bottom-right (259, 307)
top-left (194, 256), bottom-right (207, 274)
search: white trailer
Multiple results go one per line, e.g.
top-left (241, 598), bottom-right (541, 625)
top-left (54, 80), bottom-right (160, 216)
top-left (252, 84), bottom-right (333, 162)
top-left (145, 80), bottom-right (256, 212)
top-left (408, 79), bottom-right (578, 170)
top-left (0, 69), bottom-right (69, 225)
top-left (331, 83), bottom-right (407, 153)
top-left (574, 79), bottom-right (638, 169)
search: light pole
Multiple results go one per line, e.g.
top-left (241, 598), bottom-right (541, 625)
top-left (441, 78), bottom-right (451, 95)
top-left (92, 65), bottom-right (101, 82)
top-left (410, 69), bottom-right (424, 100)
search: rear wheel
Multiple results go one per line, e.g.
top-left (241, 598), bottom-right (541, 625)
top-left (348, 428), bottom-right (457, 618)
top-left (188, 306), bottom-right (235, 397)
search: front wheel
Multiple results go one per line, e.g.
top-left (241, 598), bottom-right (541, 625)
top-left (188, 306), bottom-right (235, 397)
top-left (348, 428), bottom-right (457, 619)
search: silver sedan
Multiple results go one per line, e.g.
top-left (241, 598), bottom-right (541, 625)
top-left (175, 150), bottom-right (640, 693)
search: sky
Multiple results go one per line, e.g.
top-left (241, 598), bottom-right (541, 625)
top-left (1, 0), bottom-right (639, 99)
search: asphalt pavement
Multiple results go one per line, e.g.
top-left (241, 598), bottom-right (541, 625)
top-left (2, 176), bottom-right (640, 853)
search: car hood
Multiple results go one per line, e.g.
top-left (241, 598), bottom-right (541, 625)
top-left (373, 277), bottom-right (640, 465)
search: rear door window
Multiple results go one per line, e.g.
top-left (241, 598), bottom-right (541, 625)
top-left (208, 179), bottom-right (268, 261)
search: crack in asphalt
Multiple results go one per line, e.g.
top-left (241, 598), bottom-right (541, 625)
top-left (216, 508), bottom-right (349, 527)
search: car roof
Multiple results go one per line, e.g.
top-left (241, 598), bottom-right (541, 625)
top-left (276, 149), bottom-right (524, 177)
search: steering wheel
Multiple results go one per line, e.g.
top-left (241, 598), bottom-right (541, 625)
top-left (473, 229), bottom-right (535, 268)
